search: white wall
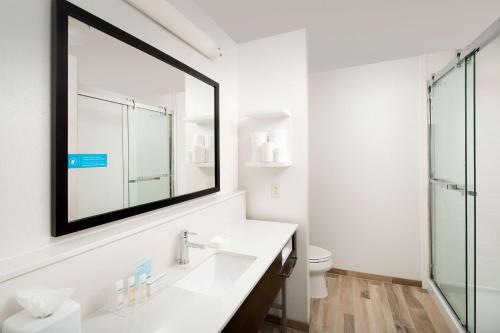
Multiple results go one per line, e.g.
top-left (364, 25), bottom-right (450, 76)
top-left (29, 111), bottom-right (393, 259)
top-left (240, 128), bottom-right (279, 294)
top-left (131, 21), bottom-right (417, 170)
top-left (309, 55), bottom-right (446, 281)
top-left (0, 0), bottom-right (238, 259)
top-left (238, 30), bottom-right (310, 323)
top-left (0, 0), bottom-right (240, 323)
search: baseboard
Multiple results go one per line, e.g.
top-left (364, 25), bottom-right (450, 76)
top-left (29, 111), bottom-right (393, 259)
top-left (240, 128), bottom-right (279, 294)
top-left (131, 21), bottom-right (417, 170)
top-left (328, 268), bottom-right (422, 287)
top-left (265, 314), bottom-right (309, 332)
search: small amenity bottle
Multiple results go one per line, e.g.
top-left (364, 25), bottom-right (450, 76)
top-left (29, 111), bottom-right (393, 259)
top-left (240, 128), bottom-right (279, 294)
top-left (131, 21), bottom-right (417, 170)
top-left (115, 279), bottom-right (125, 309)
top-left (139, 274), bottom-right (147, 302)
top-left (127, 276), bottom-right (136, 306)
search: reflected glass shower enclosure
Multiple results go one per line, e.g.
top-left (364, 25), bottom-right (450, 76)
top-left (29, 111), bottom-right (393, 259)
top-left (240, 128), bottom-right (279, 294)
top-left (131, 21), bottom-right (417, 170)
top-left (68, 92), bottom-right (174, 221)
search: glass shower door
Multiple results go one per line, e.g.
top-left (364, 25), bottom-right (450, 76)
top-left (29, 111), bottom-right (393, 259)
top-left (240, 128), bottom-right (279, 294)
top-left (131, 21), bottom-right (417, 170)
top-left (430, 55), bottom-right (476, 331)
top-left (128, 106), bottom-right (172, 206)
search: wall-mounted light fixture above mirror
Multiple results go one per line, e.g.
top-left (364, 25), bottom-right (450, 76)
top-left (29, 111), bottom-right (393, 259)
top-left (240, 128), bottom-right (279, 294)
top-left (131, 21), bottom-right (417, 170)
top-left (52, 0), bottom-right (220, 236)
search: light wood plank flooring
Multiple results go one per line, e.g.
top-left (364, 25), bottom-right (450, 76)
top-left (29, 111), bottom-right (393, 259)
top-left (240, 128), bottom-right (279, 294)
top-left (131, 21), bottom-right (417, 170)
top-left (310, 274), bottom-right (452, 333)
top-left (259, 322), bottom-right (306, 333)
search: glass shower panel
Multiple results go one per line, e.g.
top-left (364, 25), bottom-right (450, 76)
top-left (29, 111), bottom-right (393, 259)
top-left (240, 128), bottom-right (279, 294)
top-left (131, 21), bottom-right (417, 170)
top-left (430, 64), bottom-right (467, 325)
top-left (465, 54), bottom-right (476, 333)
top-left (128, 106), bottom-right (171, 206)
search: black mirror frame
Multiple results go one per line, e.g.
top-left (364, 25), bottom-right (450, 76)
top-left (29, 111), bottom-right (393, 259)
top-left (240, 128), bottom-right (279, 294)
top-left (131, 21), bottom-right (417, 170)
top-left (51, 0), bottom-right (220, 237)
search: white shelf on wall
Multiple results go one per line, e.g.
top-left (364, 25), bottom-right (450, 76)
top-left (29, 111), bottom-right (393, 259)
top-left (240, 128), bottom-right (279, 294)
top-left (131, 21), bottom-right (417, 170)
top-left (245, 161), bottom-right (292, 168)
top-left (188, 162), bottom-right (214, 168)
top-left (184, 114), bottom-right (214, 125)
top-left (244, 109), bottom-right (291, 119)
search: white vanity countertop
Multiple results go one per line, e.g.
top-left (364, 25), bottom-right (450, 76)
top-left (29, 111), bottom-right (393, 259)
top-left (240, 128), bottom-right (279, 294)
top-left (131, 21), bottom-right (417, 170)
top-left (82, 219), bottom-right (298, 333)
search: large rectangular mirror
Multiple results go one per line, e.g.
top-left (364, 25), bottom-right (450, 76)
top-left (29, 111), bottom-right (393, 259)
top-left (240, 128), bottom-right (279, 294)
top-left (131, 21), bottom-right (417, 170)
top-left (52, 0), bottom-right (219, 236)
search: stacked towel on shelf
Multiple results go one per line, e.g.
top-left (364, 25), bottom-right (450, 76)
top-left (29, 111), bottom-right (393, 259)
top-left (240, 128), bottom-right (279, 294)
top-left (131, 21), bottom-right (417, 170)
top-left (206, 135), bottom-right (215, 163)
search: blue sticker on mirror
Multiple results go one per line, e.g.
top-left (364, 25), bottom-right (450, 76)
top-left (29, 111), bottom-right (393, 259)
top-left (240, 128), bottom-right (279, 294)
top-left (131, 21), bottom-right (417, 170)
top-left (68, 154), bottom-right (107, 168)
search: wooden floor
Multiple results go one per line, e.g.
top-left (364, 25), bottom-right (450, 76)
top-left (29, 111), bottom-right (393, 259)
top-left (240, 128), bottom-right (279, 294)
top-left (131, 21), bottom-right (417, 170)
top-left (309, 274), bottom-right (452, 333)
top-left (259, 322), bottom-right (306, 333)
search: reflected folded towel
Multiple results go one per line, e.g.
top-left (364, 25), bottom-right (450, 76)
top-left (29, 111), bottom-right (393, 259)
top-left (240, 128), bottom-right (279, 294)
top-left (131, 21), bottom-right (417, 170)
top-left (206, 135), bottom-right (215, 163)
top-left (193, 134), bottom-right (205, 147)
top-left (192, 145), bottom-right (206, 163)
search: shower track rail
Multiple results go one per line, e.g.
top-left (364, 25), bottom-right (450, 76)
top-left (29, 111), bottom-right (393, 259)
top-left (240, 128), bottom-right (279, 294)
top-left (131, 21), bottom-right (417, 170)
top-left (428, 18), bottom-right (500, 87)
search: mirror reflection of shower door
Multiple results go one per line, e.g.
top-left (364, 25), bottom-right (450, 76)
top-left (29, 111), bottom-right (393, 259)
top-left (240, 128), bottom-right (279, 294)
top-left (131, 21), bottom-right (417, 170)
top-left (128, 106), bottom-right (172, 206)
top-left (430, 55), bottom-right (476, 331)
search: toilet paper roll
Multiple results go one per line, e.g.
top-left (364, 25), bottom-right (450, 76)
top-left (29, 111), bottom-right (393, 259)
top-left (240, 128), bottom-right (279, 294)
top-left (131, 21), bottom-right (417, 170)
top-left (192, 145), bottom-right (206, 163)
top-left (193, 134), bottom-right (205, 147)
top-left (260, 142), bottom-right (275, 163)
top-left (251, 132), bottom-right (268, 162)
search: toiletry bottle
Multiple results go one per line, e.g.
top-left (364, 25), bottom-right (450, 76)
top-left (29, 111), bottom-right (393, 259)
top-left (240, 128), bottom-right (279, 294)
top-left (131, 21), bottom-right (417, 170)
top-left (115, 279), bottom-right (125, 308)
top-left (139, 274), bottom-right (147, 302)
top-left (127, 276), bottom-right (136, 306)
top-left (147, 277), bottom-right (153, 297)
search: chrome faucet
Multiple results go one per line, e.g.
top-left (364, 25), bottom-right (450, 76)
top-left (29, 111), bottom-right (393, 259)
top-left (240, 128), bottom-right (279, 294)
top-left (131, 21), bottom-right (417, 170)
top-left (178, 230), bottom-right (205, 265)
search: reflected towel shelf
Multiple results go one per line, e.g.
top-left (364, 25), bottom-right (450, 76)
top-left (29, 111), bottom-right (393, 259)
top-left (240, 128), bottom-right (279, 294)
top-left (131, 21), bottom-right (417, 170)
top-left (245, 162), bottom-right (291, 168)
top-left (188, 162), bottom-right (214, 168)
top-left (184, 115), bottom-right (214, 125)
top-left (244, 109), bottom-right (290, 118)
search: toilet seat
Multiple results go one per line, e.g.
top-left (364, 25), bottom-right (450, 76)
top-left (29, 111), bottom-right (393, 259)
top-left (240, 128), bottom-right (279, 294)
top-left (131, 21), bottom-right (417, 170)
top-left (308, 245), bottom-right (333, 298)
top-left (308, 245), bottom-right (332, 263)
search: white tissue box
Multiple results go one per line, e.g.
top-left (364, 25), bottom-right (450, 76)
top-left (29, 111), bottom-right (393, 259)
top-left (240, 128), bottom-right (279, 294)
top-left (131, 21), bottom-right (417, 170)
top-left (2, 299), bottom-right (81, 333)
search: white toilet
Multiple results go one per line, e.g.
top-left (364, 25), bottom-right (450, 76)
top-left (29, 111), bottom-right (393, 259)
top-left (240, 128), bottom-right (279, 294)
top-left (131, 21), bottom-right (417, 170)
top-left (308, 245), bottom-right (333, 299)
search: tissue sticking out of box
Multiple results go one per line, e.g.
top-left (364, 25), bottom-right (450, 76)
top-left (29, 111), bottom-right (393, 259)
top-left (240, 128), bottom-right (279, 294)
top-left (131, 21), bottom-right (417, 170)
top-left (16, 288), bottom-right (75, 319)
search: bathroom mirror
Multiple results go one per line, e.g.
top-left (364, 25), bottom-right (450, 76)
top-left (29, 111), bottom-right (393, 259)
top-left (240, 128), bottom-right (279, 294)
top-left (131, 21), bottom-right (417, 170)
top-left (52, 0), bottom-right (219, 236)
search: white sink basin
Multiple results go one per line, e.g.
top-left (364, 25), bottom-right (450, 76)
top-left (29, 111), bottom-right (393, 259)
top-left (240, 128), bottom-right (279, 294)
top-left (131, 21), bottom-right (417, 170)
top-left (173, 252), bottom-right (256, 296)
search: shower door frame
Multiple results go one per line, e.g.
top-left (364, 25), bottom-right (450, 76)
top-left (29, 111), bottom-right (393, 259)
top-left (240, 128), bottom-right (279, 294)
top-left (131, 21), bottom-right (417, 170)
top-left (427, 18), bottom-right (500, 333)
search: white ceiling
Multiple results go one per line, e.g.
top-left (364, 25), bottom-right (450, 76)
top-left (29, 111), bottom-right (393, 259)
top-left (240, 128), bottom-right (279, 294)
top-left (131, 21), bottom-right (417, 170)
top-left (192, 0), bottom-right (500, 72)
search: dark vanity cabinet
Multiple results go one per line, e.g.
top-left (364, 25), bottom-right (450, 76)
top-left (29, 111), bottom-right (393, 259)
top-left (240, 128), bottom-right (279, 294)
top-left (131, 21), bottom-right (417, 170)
top-left (222, 232), bottom-right (297, 333)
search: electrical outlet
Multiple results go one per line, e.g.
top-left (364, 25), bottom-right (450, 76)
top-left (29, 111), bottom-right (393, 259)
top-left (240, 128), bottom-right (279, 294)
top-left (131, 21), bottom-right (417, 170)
top-left (271, 183), bottom-right (280, 198)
